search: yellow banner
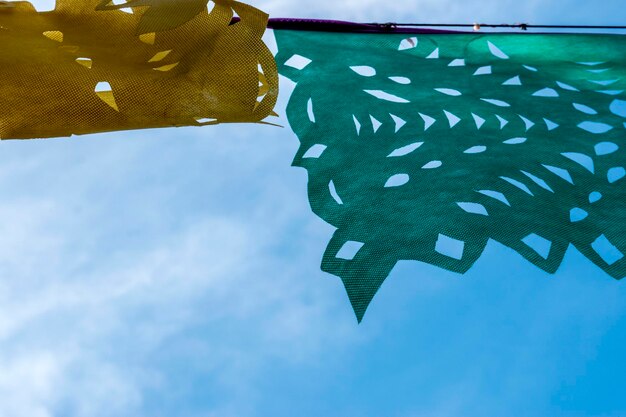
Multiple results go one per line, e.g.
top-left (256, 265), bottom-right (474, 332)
top-left (0, 0), bottom-right (278, 139)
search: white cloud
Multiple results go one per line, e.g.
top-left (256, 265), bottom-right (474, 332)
top-left (0, 116), bottom-right (362, 416)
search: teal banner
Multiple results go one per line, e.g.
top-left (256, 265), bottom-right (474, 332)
top-left (276, 30), bottom-right (626, 320)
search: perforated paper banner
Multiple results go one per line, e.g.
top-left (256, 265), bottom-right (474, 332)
top-left (275, 30), bottom-right (626, 321)
top-left (0, 0), bottom-right (278, 139)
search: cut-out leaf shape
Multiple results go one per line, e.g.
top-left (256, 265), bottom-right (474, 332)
top-left (276, 30), bottom-right (626, 322)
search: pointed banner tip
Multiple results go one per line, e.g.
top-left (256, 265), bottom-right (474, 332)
top-left (342, 273), bottom-right (387, 323)
top-left (321, 233), bottom-right (396, 323)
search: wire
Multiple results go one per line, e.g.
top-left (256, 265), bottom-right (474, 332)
top-left (382, 23), bottom-right (626, 30)
top-left (264, 18), bottom-right (626, 33)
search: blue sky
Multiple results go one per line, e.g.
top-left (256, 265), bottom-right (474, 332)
top-left (1, 1), bottom-right (625, 416)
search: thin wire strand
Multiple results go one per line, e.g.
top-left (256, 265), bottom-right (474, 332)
top-left (371, 23), bottom-right (626, 30)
